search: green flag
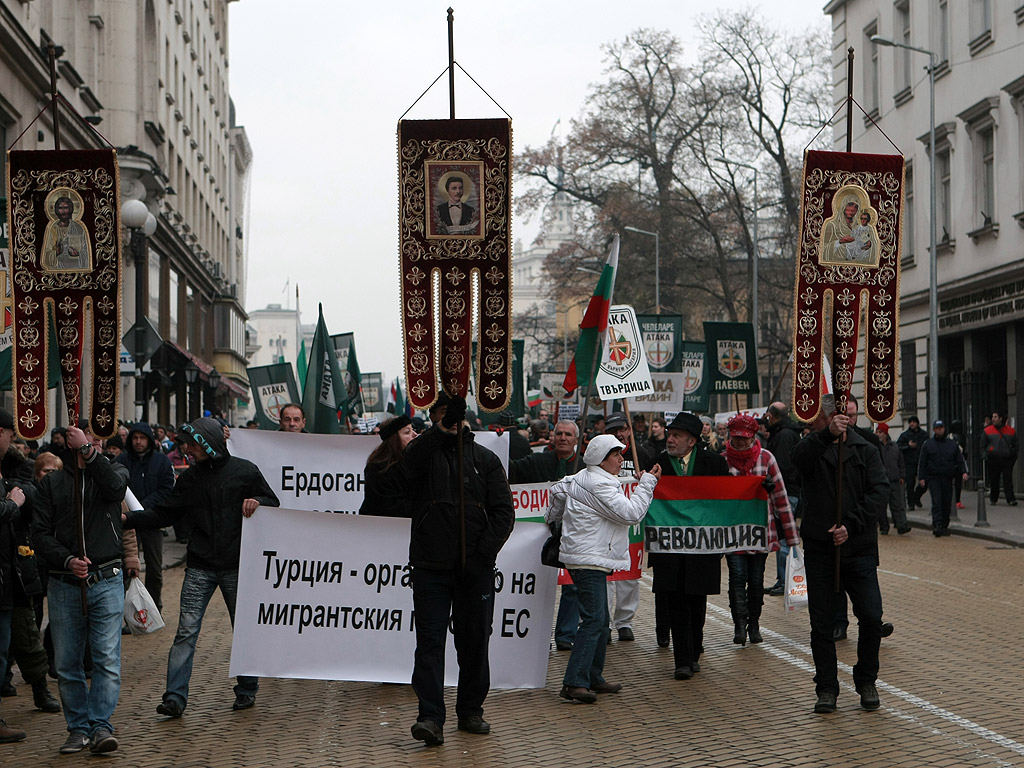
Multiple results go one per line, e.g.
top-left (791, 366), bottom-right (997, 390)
top-left (300, 305), bottom-right (344, 434)
top-left (703, 321), bottom-right (759, 395)
top-left (297, 337), bottom-right (307, 392)
top-left (248, 362), bottom-right (300, 430)
top-left (330, 332), bottom-right (362, 419)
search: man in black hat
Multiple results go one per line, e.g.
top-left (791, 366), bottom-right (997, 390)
top-left (918, 420), bottom-right (968, 537)
top-left (602, 412), bottom-right (655, 642)
top-left (896, 416), bottom-right (927, 509)
top-left (123, 417), bottom-right (279, 718)
top-left (648, 412), bottom-right (729, 677)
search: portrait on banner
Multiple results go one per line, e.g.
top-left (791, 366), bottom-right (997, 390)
top-left (40, 187), bottom-right (93, 273)
top-left (818, 184), bottom-right (880, 268)
top-left (425, 161), bottom-right (484, 239)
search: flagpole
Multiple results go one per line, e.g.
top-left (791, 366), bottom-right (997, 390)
top-left (572, 332), bottom-right (605, 473)
top-left (621, 399), bottom-right (642, 476)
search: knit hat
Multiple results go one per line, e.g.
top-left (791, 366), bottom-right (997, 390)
top-left (876, 423), bottom-right (889, 434)
top-left (727, 413), bottom-right (759, 438)
top-left (604, 413), bottom-right (628, 431)
top-left (379, 414), bottom-right (412, 442)
top-left (498, 410), bottom-right (517, 427)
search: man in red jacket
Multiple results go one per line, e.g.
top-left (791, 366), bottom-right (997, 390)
top-left (982, 411), bottom-right (1018, 506)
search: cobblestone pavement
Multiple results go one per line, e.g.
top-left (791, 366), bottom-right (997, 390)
top-left (3, 528), bottom-right (1023, 767)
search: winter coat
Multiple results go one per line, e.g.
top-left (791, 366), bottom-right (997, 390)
top-left (2, 452), bottom-right (40, 606)
top-left (359, 459), bottom-right (410, 518)
top-left (896, 425), bottom-right (927, 474)
top-left (879, 440), bottom-right (905, 483)
top-left (982, 424), bottom-right (1018, 461)
top-left (125, 418), bottom-right (279, 572)
top-left (116, 423), bottom-right (176, 508)
top-left (403, 425), bottom-right (515, 570)
top-left (545, 466), bottom-right (657, 571)
top-left (766, 417), bottom-right (804, 497)
top-left (918, 435), bottom-right (968, 479)
top-left (32, 451), bottom-right (130, 574)
top-left (648, 446), bottom-right (730, 595)
top-left (509, 448), bottom-right (576, 484)
top-left (791, 425), bottom-right (888, 560)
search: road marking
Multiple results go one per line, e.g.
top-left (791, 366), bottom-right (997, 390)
top-left (638, 574), bottom-right (1024, 763)
top-left (877, 568), bottom-right (1020, 609)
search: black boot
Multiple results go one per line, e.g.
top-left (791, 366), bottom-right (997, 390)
top-left (32, 679), bottom-right (61, 713)
top-left (733, 622), bottom-right (747, 645)
top-left (747, 620), bottom-right (763, 644)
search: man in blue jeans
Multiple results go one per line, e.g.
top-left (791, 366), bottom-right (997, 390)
top-left (791, 394), bottom-right (889, 715)
top-left (33, 422), bottom-right (130, 754)
top-left (124, 417), bottom-right (278, 717)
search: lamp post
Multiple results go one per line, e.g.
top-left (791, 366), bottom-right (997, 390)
top-left (120, 199), bottom-right (157, 421)
top-left (623, 226), bottom-right (660, 314)
top-left (183, 362), bottom-right (199, 421)
top-left (871, 34), bottom-right (938, 428)
top-left (206, 367), bottom-right (221, 416)
top-left (713, 158), bottom-right (759, 341)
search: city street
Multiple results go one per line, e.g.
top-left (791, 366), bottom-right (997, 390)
top-left (3, 527), bottom-right (1023, 767)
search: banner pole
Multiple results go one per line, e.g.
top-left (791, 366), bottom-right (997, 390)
top-left (572, 330), bottom-right (606, 473)
top-left (621, 399), bottom-right (642, 477)
top-left (447, 8), bottom-right (455, 119)
top-left (47, 42), bottom-right (61, 150)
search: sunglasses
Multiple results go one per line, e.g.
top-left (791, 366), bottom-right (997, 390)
top-left (180, 423), bottom-right (218, 458)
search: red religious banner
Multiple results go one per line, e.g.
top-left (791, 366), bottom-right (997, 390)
top-left (791, 150), bottom-right (904, 424)
top-left (6, 149), bottom-right (122, 439)
top-left (397, 119), bottom-right (512, 412)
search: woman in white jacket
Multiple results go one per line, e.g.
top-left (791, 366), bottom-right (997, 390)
top-left (545, 434), bottom-right (661, 703)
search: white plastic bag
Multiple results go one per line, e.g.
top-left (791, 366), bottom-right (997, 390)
top-left (784, 545), bottom-right (809, 612)
top-left (124, 577), bottom-right (166, 634)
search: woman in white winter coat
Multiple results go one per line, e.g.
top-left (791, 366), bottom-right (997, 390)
top-left (545, 434), bottom-right (661, 703)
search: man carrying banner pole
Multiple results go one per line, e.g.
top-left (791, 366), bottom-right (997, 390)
top-left (648, 413), bottom-right (728, 680)
top-left (791, 394), bottom-right (888, 714)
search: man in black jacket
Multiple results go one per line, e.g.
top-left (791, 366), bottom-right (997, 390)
top-left (918, 420), bottom-right (968, 536)
top-left (116, 423), bottom-right (175, 611)
top-left (897, 416), bottom-right (927, 508)
top-left (403, 396), bottom-right (514, 747)
top-left (791, 395), bottom-right (888, 715)
top-left (649, 412), bottom-right (729, 680)
top-left (33, 422), bottom-right (130, 754)
top-left (123, 417), bottom-right (279, 717)
top-left (0, 409), bottom-right (29, 744)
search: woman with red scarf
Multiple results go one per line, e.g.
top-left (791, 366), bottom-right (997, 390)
top-left (724, 414), bottom-right (800, 645)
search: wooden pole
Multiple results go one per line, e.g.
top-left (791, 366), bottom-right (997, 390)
top-left (447, 8), bottom-right (455, 120)
top-left (621, 399), bottom-right (642, 477)
top-left (47, 43), bottom-right (61, 150)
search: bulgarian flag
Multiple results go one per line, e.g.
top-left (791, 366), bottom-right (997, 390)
top-left (562, 235), bottom-right (619, 394)
top-left (527, 389), bottom-right (543, 408)
top-left (644, 476), bottom-right (769, 554)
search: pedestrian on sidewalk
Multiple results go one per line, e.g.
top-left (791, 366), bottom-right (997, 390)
top-left (875, 424), bottom-right (910, 534)
top-left (32, 422), bottom-right (130, 754)
top-left (918, 420), bottom-right (968, 536)
top-left (546, 435), bottom-right (659, 704)
top-left (982, 411), bottom-right (1018, 506)
top-left (123, 417), bottom-right (279, 718)
top-left (722, 414), bottom-right (798, 647)
top-left (897, 416), bottom-right (927, 509)
top-left (403, 395), bottom-right (514, 746)
top-left (791, 394), bottom-right (889, 715)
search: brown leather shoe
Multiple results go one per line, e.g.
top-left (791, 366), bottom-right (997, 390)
top-left (0, 719), bottom-right (26, 743)
top-left (559, 685), bottom-right (597, 703)
top-left (591, 681), bottom-right (622, 694)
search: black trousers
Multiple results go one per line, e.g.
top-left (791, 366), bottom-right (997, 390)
top-left (411, 565), bottom-right (495, 726)
top-left (664, 592), bottom-right (707, 670)
top-left (988, 457), bottom-right (1016, 503)
top-left (137, 526), bottom-right (165, 610)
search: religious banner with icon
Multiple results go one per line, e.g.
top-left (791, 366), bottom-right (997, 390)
top-left (397, 119), bottom-right (512, 412)
top-left (6, 149), bottom-right (122, 439)
top-left (791, 151), bottom-right (904, 424)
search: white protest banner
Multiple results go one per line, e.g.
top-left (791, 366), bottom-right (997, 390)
top-left (228, 429), bottom-right (509, 514)
top-left (714, 406), bottom-right (768, 425)
top-left (596, 305), bottom-right (654, 401)
top-left (627, 372), bottom-right (684, 410)
top-left (229, 507), bottom-right (555, 688)
top-left (556, 403), bottom-right (580, 422)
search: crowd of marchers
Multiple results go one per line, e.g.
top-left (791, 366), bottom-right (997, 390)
top-left (1, 396), bottom-right (1015, 750)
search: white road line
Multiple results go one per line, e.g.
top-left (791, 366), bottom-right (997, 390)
top-left (638, 574), bottom-right (1024, 762)
top-left (877, 568), bottom-right (1020, 609)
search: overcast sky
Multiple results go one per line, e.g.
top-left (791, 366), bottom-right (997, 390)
top-left (228, 1), bottom-right (829, 384)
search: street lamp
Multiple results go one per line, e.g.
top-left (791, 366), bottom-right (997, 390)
top-left (871, 34), bottom-right (938, 428)
top-left (121, 199), bottom-right (157, 420)
top-left (714, 158), bottom-right (759, 341)
top-left (623, 226), bottom-right (660, 314)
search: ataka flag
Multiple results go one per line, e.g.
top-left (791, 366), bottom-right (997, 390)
top-left (300, 305), bottom-right (344, 434)
top-left (644, 476), bottom-right (769, 554)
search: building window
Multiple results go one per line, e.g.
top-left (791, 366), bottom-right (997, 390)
top-left (979, 126), bottom-right (995, 226)
top-left (865, 22), bottom-right (880, 117)
top-left (969, 0), bottom-right (993, 54)
top-left (148, 250), bottom-right (161, 322)
top-left (168, 269), bottom-right (179, 344)
top-left (936, 0), bottom-right (950, 68)
top-left (900, 341), bottom-right (918, 413)
top-left (936, 147), bottom-right (951, 243)
top-left (894, 0), bottom-right (912, 95)
top-left (903, 163), bottom-right (915, 262)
